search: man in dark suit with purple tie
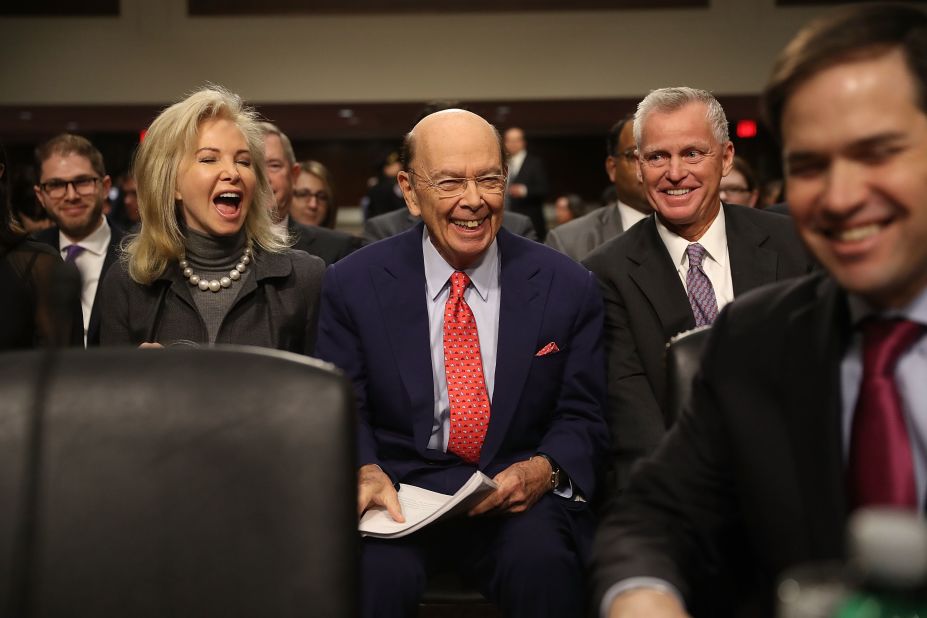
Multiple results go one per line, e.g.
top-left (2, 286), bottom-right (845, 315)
top-left (316, 109), bottom-right (608, 618)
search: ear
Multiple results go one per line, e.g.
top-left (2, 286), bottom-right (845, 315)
top-left (720, 141), bottom-right (735, 177)
top-left (605, 156), bottom-right (618, 183)
top-left (397, 170), bottom-right (421, 217)
top-left (290, 163), bottom-right (300, 183)
top-left (34, 185), bottom-right (48, 211)
top-left (101, 174), bottom-right (113, 195)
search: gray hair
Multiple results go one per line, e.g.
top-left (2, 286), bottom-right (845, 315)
top-left (634, 87), bottom-right (730, 148)
top-left (258, 121), bottom-right (296, 166)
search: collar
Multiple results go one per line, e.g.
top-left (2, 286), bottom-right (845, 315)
top-left (422, 226), bottom-right (498, 303)
top-left (616, 200), bottom-right (650, 230)
top-left (847, 285), bottom-right (927, 327)
top-left (655, 202), bottom-right (727, 268)
top-left (60, 216), bottom-right (109, 256)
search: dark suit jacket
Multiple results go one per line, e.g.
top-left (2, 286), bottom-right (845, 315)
top-left (315, 224), bottom-right (608, 497)
top-left (545, 203), bottom-right (630, 262)
top-left (99, 249), bottom-right (324, 354)
top-left (582, 204), bottom-right (815, 491)
top-left (287, 218), bottom-right (363, 266)
top-left (508, 152), bottom-right (549, 238)
top-left (593, 271), bottom-right (851, 616)
top-left (363, 208), bottom-right (538, 244)
top-left (34, 219), bottom-right (126, 346)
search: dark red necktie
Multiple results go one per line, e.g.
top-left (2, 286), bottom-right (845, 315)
top-left (444, 271), bottom-right (491, 464)
top-left (848, 318), bottom-right (925, 510)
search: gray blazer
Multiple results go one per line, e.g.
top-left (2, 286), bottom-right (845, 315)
top-left (99, 249), bottom-right (325, 355)
top-left (363, 208), bottom-right (538, 244)
top-left (545, 203), bottom-right (627, 263)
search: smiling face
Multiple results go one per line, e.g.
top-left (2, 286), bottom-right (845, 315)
top-left (398, 111), bottom-right (505, 270)
top-left (35, 152), bottom-right (110, 242)
top-left (175, 117), bottom-right (255, 237)
top-left (638, 101), bottom-right (734, 240)
top-left (783, 48), bottom-right (927, 309)
top-left (290, 170), bottom-right (329, 227)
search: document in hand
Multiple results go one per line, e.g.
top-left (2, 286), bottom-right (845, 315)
top-left (358, 471), bottom-right (498, 538)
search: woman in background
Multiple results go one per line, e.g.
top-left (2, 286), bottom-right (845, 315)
top-left (100, 86), bottom-right (324, 353)
top-left (290, 160), bottom-right (338, 229)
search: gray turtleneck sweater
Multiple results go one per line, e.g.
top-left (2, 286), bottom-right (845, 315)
top-left (183, 229), bottom-right (253, 344)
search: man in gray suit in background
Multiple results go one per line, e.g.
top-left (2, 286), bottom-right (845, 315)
top-left (546, 116), bottom-right (651, 262)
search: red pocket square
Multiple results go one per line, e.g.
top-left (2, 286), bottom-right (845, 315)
top-left (535, 342), bottom-right (560, 356)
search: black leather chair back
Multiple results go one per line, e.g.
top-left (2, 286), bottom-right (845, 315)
top-left (0, 346), bottom-right (357, 618)
top-left (665, 326), bottom-right (712, 427)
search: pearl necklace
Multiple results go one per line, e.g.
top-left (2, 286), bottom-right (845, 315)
top-left (180, 242), bottom-right (252, 293)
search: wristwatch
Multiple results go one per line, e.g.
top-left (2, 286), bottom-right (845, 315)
top-left (536, 453), bottom-right (562, 491)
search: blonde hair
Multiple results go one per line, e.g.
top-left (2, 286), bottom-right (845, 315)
top-left (125, 85), bottom-right (286, 285)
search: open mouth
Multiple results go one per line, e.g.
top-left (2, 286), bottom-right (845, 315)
top-left (451, 216), bottom-right (488, 230)
top-left (663, 188), bottom-right (694, 197)
top-left (826, 222), bottom-right (885, 243)
top-left (213, 192), bottom-right (243, 219)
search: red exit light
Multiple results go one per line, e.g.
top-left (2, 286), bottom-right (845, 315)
top-left (736, 120), bottom-right (757, 139)
top-left (139, 129), bottom-right (147, 143)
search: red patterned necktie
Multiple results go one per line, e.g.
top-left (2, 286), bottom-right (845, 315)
top-left (685, 243), bottom-right (718, 327)
top-left (848, 318), bottom-right (926, 510)
top-left (444, 271), bottom-right (491, 464)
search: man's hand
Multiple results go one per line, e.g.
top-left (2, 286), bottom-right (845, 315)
top-left (357, 464), bottom-right (404, 523)
top-left (609, 589), bottom-right (690, 618)
top-left (138, 342), bottom-right (163, 349)
top-left (469, 456), bottom-right (551, 516)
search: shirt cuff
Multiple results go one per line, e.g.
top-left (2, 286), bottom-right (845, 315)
top-left (599, 577), bottom-right (685, 618)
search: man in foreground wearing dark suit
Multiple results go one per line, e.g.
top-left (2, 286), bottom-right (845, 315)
top-left (504, 127), bottom-right (549, 240)
top-left (33, 134), bottom-right (125, 346)
top-left (363, 201), bottom-right (538, 244)
top-left (583, 87), bottom-right (814, 493)
top-left (546, 116), bottom-right (651, 262)
top-left (593, 5), bottom-right (927, 617)
top-left (259, 122), bottom-right (362, 265)
top-left (316, 109), bottom-right (608, 618)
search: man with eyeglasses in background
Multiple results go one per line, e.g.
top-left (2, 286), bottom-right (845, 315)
top-left (316, 108), bottom-right (608, 618)
top-left (546, 115), bottom-right (652, 262)
top-left (258, 122), bottom-right (362, 265)
top-left (583, 88), bottom-right (814, 498)
top-left (33, 134), bottom-right (126, 347)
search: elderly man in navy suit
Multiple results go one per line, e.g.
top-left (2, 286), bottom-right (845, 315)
top-left (316, 109), bottom-right (608, 618)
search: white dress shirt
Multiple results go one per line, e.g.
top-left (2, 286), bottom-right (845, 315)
top-left (617, 201), bottom-right (650, 232)
top-left (60, 217), bottom-right (110, 346)
top-left (655, 204), bottom-right (734, 312)
top-left (507, 150), bottom-right (527, 181)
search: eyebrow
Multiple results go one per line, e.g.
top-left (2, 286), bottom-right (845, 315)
top-left (787, 131), bottom-right (907, 160)
top-left (194, 147), bottom-right (251, 156)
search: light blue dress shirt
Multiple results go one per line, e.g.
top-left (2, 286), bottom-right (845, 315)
top-left (421, 228), bottom-right (501, 453)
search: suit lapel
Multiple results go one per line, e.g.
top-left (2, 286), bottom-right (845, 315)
top-left (627, 219), bottom-right (695, 339)
top-left (371, 225), bottom-right (437, 455)
top-left (725, 204), bottom-right (779, 296)
top-left (480, 229), bottom-right (549, 464)
top-left (782, 277), bottom-right (850, 559)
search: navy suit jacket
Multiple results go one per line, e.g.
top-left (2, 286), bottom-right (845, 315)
top-left (316, 224), bottom-right (609, 497)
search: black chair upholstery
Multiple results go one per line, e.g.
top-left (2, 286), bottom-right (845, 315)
top-left (665, 325), bottom-right (712, 428)
top-left (0, 346), bottom-right (357, 618)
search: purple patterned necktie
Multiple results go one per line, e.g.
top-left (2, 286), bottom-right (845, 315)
top-left (685, 243), bottom-right (718, 327)
top-left (64, 244), bottom-right (85, 263)
top-left (848, 318), bottom-right (925, 510)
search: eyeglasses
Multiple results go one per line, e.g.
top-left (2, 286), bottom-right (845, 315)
top-left (38, 176), bottom-right (100, 199)
top-left (617, 148), bottom-right (638, 163)
top-left (410, 170), bottom-right (506, 198)
top-left (293, 189), bottom-right (330, 202)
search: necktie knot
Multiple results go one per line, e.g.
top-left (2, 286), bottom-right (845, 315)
top-left (450, 271), bottom-right (471, 300)
top-left (64, 244), bottom-right (85, 263)
top-left (862, 318), bottom-right (926, 378)
top-left (686, 243), bottom-right (707, 269)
